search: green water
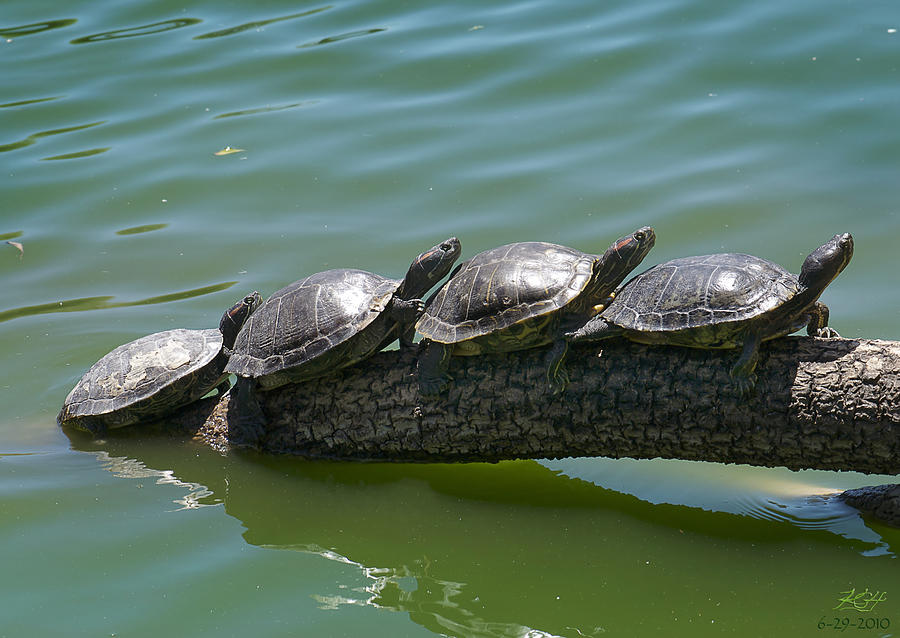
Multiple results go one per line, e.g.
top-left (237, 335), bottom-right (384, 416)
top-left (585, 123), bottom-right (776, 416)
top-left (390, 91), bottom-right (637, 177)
top-left (2, 0), bottom-right (898, 635)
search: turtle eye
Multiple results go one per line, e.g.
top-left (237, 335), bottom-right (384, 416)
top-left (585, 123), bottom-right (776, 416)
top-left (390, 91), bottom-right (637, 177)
top-left (440, 242), bottom-right (453, 251)
top-left (634, 231), bottom-right (645, 241)
top-left (244, 296), bottom-right (255, 304)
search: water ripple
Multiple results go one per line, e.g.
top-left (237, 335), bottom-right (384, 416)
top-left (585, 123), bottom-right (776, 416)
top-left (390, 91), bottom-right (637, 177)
top-left (0, 120), bottom-right (105, 154)
top-left (115, 223), bottom-right (169, 236)
top-left (0, 19), bottom-right (76, 39)
top-left (0, 96), bottom-right (63, 109)
top-left (213, 101), bottom-right (317, 119)
top-left (41, 147), bottom-right (110, 161)
top-left (0, 282), bottom-right (237, 323)
top-left (69, 19), bottom-right (202, 44)
top-left (298, 28), bottom-right (386, 48)
top-left (193, 7), bottom-right (332, 40)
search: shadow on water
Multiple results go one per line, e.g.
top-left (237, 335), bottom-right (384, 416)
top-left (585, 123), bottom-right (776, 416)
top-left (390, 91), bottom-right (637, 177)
top-left (0, 19), bottom-right (77, 39)
top-left (69, 19), bottom-right (202, 44)
top-left (192, 6), bottom-right (333, 40)
top-left (66, 431), bottom-right (900, 638)
top-left (0, 281), bottom-right (237, 324)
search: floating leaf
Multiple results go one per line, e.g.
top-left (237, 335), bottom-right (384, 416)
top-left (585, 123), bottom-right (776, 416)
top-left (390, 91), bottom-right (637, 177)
top-left (214, 146), bottom-right (245, 156)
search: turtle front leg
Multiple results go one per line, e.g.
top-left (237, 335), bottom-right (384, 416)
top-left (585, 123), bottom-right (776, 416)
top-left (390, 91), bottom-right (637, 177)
top-left (807, 302), bottom-right (840, 338)
top-left (564, 315), bottom-right (624, 344)
top-left (389, 297), bottom-right (425, 322)
top-left (545, 338), bottom-right (570, 395)
top-left (731, 332), bottom-right (761, 396)
top-left (417, 340), bottom-right (452, 396)
top-left (390, 298), bottom-right (425, 349)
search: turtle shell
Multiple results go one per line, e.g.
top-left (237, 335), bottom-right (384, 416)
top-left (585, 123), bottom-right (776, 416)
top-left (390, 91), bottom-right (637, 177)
top-left (603, 253), bottom-right (800, 341)
top-left (224, 269), bottom-right (401, 386)
top-left (417, 242), bottom-right (596, 345)
top-left (58, 328), bottom-right (225, 430)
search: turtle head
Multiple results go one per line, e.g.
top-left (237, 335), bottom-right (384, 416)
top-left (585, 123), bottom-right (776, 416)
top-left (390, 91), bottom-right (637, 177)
top-left (219, 291), bottom-right (262, 349)
top-left (399, 237), bottom-right (462, 299)
top-left (608, 226), bottom-right (656, 271)
top-left (582, 226), bottom-right (655, 305)
top-left (799, 233), bottom-right (853, 291)
top-left (590, 226), bottom-right (656, 294)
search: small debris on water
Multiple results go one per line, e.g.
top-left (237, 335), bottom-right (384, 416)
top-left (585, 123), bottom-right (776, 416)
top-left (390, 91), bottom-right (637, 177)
top-left (215, 146), bottom-right (245, 156)
top-left (6, 240), bottom-right (23, 259)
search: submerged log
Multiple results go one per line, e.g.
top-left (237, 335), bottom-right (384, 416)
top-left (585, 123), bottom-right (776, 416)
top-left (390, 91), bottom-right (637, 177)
top-left (157, 336), bottom-right (899, 526)
top-left (837, 484), bottom-right (900, 528)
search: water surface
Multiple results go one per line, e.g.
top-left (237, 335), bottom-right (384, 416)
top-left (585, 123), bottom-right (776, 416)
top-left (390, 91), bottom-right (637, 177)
top-left (2, 0), bottom-right (898, 635)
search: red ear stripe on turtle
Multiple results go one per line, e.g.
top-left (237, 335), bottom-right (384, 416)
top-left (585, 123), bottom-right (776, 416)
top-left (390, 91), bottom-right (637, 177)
top-left (417, 248), bottom-right (439, 263)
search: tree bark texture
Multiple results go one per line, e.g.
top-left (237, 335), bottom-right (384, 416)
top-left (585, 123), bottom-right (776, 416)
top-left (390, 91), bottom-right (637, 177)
top-left (185, 336), bottom-right (899, 471)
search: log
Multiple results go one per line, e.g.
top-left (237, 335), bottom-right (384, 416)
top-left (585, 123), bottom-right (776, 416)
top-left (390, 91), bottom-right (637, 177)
top-left (157, 335), bottom-right (899, 526)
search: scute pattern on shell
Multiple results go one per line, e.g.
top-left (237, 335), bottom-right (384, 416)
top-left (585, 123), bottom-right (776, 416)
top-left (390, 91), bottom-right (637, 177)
top-left (60, 328), bottom-right (223, 422)
top-left (604, 253), bottom-right (800, 332)
top-left (225, 269), bottom-right (401, 378)
top-left (417, 242), bottom-right (595, 344)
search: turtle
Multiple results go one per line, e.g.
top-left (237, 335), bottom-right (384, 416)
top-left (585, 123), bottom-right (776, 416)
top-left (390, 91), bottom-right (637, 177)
top-left (416, 226), bottom-right (657, 395)
top-left (567, 232), bottom-right (854, 393)
top-left (58, 291), bottom-right (262, 434)
top-left (224, 237), bottom-right (462, 395)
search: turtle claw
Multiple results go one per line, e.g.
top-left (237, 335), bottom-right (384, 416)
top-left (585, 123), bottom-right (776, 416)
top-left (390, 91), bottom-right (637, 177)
top-left (548, 367), bottom-right (570, 395)
top-left (815, 327), bottom-right (840, 338)
top-left (390, 297), bottom-right (425, 322)
top-left (731, 371), bottom-right (757, 397)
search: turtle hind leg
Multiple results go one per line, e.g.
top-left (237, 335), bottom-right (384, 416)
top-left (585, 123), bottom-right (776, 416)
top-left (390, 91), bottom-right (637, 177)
top-left (807, 302), bottom-right (840, 337)
top-left (227, 377), bottom-right (266, 446)
top-left (730, 332), bottom-right (761, 396)
top-left (545, 338), bottom-right (570, 395)
top-left (417, 340), bottom-right (452, 396)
